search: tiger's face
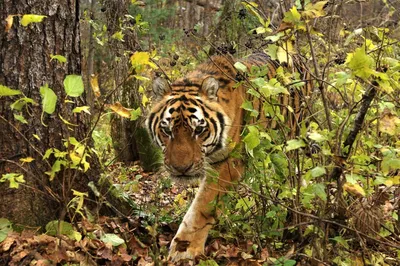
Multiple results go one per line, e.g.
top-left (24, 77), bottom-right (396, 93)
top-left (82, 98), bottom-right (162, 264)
top-left (146, 76), bottom-right (229, 180)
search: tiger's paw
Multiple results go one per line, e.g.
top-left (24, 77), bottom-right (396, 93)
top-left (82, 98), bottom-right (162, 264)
top-left (168, 237), bottom-right (204, 262)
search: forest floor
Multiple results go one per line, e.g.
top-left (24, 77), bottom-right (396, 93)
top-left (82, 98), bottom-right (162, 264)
top-left (0, 163), bottom-right (292, 266)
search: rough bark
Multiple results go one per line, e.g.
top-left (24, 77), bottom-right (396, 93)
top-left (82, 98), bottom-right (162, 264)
top-left (0, 0), bottom-right (99, 227)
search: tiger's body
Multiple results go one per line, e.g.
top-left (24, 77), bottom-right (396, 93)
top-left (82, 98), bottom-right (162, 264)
top-left (146, 53), bottom-right (310, 261)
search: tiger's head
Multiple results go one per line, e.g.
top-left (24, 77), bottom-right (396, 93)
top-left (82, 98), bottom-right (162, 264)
top-left (146, 76), bottom-right (230, 180)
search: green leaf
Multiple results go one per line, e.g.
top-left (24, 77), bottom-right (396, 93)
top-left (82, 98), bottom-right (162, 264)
top-left (312, 183), bottom-right (327, 201)
top-left (334, 71), bottom-right (351, 87)
top-left (243, 126), bottom-right (260, 157)
top-left (283, 260), bottom-right (297, 266)
top-left (241, 100), bottom-right (259, 117)
top-left (235, 197), bottom-right (255, 212)
top-left (45, 160), bottom-right (64, 181)
top-left (381, 158), bottom-right (400, 175)
top-left (234, 62), bottom-right (248, 73)
top-left (302, 183), bottom-right (327, 207)
top-left (283, 6), bottom-right (301, 24)
top-left (43, 148), bottom-right (54, 160)
top-left (0, 218), bottom-right (12, 243)
top-left (46, 220), bottom-right (72, 236)
top-left (20, 14), bottom-right (47, 27)
top-left (270, 152), bottom-right (288, 180)
top-left (130, 107), bottom-right (142, 121)
top-left (40, 84), bottom-right (57, 114)
top-left (64, 75), bottom-right (84, 97)
top-left (14, 114), bottom-right (28, 124)
top-left (10, 97), bottom-right (35, 110)
top-left (111, 31), bottom-right (124, 41)
top-left (310, 166), bottom-right (326, 178)
top-left (45, 220), bottom-right (81, 240)
top-left (285, 139), bottom-right (306, 151)
top-left (308, 131), bottom-right (327, 142)
top-left (50, 54), bottom-right (67, 63)
top-left (100, 233), bottom-right (125, 246)
top-left (0, 218), bottom-right (12, 230)
top-left (0, 173), bottom-right (25, 189)
top-left (255, 78), bottom-right (288, 97)
top-left (346, 47), bottom-right (374, 79)
top-left (265, 44), bottom-right (278, 60)
top-left (331, 236), bottom-right (349, 249)
top-left (0, 84), bottom-right (21, 96)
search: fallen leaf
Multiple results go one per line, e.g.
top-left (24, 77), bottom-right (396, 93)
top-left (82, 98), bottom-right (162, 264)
top-left (97, 245), bottom-right (113, 260)
top-left (11, 250), bottom-right (29, 263)
top-left (1, 235), bottom-right (15, 252)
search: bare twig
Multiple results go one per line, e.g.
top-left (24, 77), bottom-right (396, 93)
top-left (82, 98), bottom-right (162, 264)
top-left (305, 22), bottom-right (332, 131)
top-left (329, 82), bottom-right (378, 181)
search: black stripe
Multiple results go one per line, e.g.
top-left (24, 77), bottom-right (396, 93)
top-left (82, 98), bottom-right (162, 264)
top-left (172, 89), bottom-right (199, 93)
top-left (199, 105), bottom-right (209, 118)
top-left (217, 77), bottom-right (231, 87)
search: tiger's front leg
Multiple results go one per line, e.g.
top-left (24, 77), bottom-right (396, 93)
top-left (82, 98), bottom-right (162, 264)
top-left (168, 178), bottom-right (216, 262)
top-left (168, 159), bottom-right (243, 262)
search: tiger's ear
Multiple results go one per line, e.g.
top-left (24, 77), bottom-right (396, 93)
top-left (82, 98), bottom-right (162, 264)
top-left (152, 77), bottom-right (171, 101)
top-left (201, 77), bottom-right (219, 101)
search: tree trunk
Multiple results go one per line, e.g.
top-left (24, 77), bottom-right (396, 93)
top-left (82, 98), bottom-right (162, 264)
top-left (0, 0), bottom-right (99, 227)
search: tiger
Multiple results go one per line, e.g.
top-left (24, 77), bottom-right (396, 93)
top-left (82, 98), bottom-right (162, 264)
top-left (146, 53), bottom-right (311, 262)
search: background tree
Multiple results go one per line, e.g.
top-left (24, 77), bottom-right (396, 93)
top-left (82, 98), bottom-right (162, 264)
top-left (0, 0), bottom-right (99, 227)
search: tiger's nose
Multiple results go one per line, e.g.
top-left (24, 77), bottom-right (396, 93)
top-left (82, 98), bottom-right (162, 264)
top-left (172, 163), bottom-right (193, 174)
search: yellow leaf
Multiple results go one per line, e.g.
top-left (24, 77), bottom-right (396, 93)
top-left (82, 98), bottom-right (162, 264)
top-left (131, 51), bottom-right (150, 67)
top-left (343, 183), bottom-right (365, 197)
top-left (303, 1), bottom-right (328, 19)
top-left (385, 176), bottom-right (400, 186)
top-left (5, 15), bottom-right (14, 32)
top-left (59, 114), bottom-right (78, 127)
top-left (107, 102), bottom-right (132, 118)
top-left (277, 41), bottom-right (294, 65)
top-left (138, 85), bottom-right (145, 93)
top-left (20, 14), bottom-right (47, 27)
top-left (130, 51), bottom-right (157, 71)
top-left (132, 0), bottom-right (146, 6)
top-left (90, 74), bottom-right (101, 97)
top-left (174, 193), bottom-right (187, 207)
top-left (20, 157), bottom-right (35, 163)
top-left (142, 94), bottom-right (149, 107)
top-left (69, 152), bottom-right (81, 166)
top-left (146, 225), bottom-right (157, 237)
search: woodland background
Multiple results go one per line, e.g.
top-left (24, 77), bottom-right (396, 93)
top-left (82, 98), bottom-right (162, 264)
top-left (0, 0), bottom-right (400, 265)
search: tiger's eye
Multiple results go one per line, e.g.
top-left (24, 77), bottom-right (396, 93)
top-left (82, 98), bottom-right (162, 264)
top-left (194, 126), bottom-right (203, 135)
top-left (163, 127), bottom-right (172, 135)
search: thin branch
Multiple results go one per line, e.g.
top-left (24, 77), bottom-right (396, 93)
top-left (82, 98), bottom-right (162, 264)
top-left (305, 22), bottom-right (332, 131)
top-left (329, 82), bottom-right (378, 181)
top-left (0, 115), bottom-right (50, 167)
